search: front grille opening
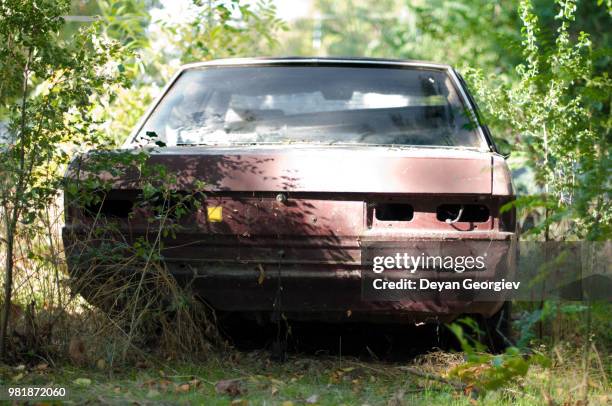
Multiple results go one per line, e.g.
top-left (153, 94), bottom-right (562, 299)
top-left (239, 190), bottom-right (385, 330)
top-left (85, 199), bottom-right (134, 218)
top-left (436, 204), bottom-right (489, 223)
top-left (375, 203), bottom-right (414, 221)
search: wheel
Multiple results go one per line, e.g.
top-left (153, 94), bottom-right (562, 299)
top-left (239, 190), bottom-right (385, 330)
top-left (478, 301), bottom-right (513, 353)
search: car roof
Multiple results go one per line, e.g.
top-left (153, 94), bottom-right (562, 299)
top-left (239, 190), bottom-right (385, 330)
top-left (181, 57), bottom-right (452, 71)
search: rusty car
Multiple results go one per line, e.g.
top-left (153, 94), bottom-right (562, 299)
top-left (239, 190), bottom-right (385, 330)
top-left (63, 58), bottom-right (517, 349)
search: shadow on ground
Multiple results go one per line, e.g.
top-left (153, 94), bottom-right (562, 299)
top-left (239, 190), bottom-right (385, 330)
top-left (218, 315), bottom-right (458, 362)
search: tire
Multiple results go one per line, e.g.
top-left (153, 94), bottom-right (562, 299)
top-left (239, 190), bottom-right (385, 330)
top-left (478, 301), bottom-right (513, 353)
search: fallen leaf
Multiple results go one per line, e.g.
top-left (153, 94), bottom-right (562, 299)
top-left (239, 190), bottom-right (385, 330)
top-left (305, 394), bottom-right (319, 404)
top-left (271, 387), bottom-right (279, 396)
top-left (329, 370), bottom-right (342, 384)
top-left (176, 383), bottom-right (190, 393)
top-left (15, 364), bottom-right (26, 371)
top-left (35, 363), bottom-right (48, 371)
top-left (12, 373), bottom-right (23, 382)
top-left (73, 378), bottom-right (92, 386)
top-left (215, 379), bottom-right (245, 397)
top-left (96, 359), bottom-right (106, 370)
top-left (231, 399), bottom-right (248, 406)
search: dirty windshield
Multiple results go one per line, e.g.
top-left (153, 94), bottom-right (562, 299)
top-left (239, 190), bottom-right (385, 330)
top-left (135, 65), bottom-right (484, 148)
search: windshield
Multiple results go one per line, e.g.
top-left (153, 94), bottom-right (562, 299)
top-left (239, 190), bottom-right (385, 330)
top-left (134, 65), bottom-right (484, 148)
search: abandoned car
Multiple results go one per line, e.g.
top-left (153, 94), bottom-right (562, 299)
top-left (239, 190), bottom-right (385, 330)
top-left (63, 58), bottom-right (516, 345)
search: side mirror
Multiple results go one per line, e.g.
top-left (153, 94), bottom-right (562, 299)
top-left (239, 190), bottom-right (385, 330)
top-left (482, 125), bottom-right (512, 158)
top-left (497, 143), bottom-right (512, 159)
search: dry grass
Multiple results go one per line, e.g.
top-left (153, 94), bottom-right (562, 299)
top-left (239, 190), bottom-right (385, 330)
top-left (1, 200), bottom-right (222, 367)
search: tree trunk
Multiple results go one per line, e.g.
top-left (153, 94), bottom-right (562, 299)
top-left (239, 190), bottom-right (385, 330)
top-left (0, 215), bottom-right (16, 359)
top-left (0, 49), bottom-right (29, 360)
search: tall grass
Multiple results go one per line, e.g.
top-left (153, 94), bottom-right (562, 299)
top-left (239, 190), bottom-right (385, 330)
top-left (1, 194), bottom-right (222, 367)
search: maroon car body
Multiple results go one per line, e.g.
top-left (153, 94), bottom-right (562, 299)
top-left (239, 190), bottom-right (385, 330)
top-left (63, 58), bottom-right (516, 325)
